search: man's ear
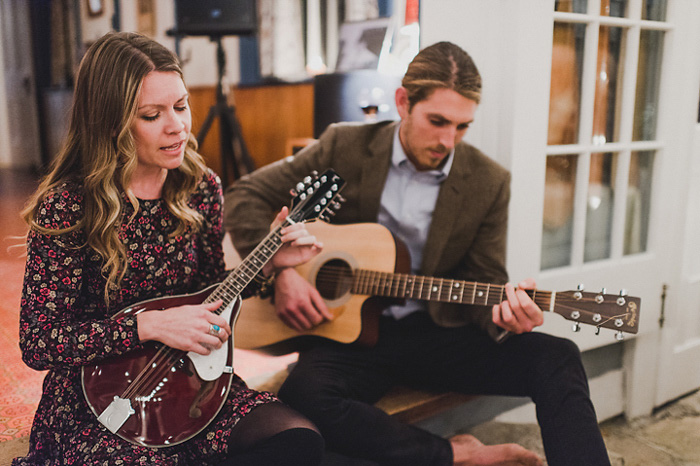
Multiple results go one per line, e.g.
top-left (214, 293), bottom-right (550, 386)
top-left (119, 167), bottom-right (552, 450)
top-left (395, 86), bottom-right (410, 119)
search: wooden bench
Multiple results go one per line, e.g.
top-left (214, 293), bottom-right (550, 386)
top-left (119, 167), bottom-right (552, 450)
top-left (250, 365), bottom-right (476, 425)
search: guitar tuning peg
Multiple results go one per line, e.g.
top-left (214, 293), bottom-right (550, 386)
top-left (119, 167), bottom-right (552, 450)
top-left (619, 289), bottom-right (628, 297)
top-left (577, 283), bottom-right (585, 291)
top-left (325, 209), bottom-right (336, 217)
top-left (615, 331), bottom-right (625, 341)
top-left (311, 170), bottom-right (319, 178)
top-left (296, 182), bottom-right (305, 192)
top-left (595, 327), bottom-right (601, 336)
top-left (289, 188), bottom-right (298, 196)
top-left (331, 201), bottom-right (341, 210)
top-left (337, 195), bottom-right (346, 203)
top-left (303, 176), bottom-right (312, 185)
top-left (572, 322), bottom-right (581, 332)
top-left (600, 287), bottom-right (607, 294)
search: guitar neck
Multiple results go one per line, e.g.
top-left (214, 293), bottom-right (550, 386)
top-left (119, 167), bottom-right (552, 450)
top-left (353, 270), bottom-right (554, 311)
top-left (205, 222), bottom-right (288, 310)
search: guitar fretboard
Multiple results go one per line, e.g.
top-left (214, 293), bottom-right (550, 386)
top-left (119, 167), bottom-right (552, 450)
top-left (352, 269), bottom-right (556, 311)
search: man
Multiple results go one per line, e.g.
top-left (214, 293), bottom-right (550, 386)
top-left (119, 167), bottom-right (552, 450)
top-left (224, 42), bottom-right (610, 466)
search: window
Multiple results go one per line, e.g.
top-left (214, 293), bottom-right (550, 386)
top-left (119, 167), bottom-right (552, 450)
top-left (542, 0), bottom-right (668, 270)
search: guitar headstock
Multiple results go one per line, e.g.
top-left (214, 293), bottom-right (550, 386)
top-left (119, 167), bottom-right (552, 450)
top-left (552, 286), bottom-right (640, 339)
top-left (288, 169), bottom-right (346, 224)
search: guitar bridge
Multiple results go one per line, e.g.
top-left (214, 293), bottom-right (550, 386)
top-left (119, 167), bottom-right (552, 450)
top-left (98, 395), bottom-right (135, 433)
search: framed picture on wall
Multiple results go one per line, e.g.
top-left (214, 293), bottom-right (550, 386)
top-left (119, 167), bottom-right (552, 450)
top-left (336, 17), bottom-right (392, 72)
top-left (87, 0), bottom-right (104, 17)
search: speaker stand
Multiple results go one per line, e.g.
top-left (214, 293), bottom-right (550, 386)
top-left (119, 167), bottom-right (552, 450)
top-left (196, 36), bottom-right (255, 187)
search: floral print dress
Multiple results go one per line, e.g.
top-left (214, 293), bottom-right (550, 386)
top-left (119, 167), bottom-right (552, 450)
top-left (13, 171), bottom-right (276, 466)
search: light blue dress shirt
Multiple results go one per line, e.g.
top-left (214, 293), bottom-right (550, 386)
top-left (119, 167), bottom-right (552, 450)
top-left (377, 126), bottom-right (455, 319)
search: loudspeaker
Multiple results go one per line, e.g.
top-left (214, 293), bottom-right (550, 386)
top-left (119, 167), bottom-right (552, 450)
top-left (313, 70), bottom-right (401, 138)
top-left (174, 0), bottom-right (257, 36)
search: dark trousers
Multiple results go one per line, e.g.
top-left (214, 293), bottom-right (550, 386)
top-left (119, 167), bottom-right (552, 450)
top-left (279, 313), bottom-right (611, 466)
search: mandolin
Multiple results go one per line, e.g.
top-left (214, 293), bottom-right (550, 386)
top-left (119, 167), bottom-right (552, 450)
top-left (82, 169), bottom-right (345, 447)
top-left (234, 221), bottom-right (640, 353)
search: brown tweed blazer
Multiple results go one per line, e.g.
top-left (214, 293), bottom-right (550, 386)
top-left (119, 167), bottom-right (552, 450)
top-left (225, 120), bottom-right (511, 339)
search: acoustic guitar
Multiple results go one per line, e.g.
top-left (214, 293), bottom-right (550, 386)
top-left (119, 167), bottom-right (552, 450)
top-left (81, 169), bottom-right (346, 447)
top-left (234, 221), bottom-right (640, 353)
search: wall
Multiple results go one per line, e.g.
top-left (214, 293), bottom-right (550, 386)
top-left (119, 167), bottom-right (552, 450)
top-left (0, 4), bottom-right (10, 168)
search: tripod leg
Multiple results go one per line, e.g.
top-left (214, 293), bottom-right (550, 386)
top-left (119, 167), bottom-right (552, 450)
top-left (221, 106), bottom-right (256, 176)
top-left (196, 106), bottom-right (217, 146)
top-left (196, 104), bottom-right (230, 186)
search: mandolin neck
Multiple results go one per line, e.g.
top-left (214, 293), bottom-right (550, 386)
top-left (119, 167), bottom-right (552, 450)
top-left (204, 222), bottom-right (289, 311)
top-left (352, 270), bottom-right (554, 311)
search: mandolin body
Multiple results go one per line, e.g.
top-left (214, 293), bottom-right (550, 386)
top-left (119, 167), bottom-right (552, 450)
top-left (82, 286), bottom-right (240, 448)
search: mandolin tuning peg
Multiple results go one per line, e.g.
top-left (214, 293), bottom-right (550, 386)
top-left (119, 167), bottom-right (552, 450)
top-left (296, 182), bottom-right (306, 192)
top-left (331, 201), bottom-right (341, 210)
top-left (336, 195), bottom-right (346, 203)
top-left (325, 209), bottom-right (336, 217)
top-left (595, 327), bottom-right (601, 336)
top-left (619, 289), bottom-right (628, 297)
top-left (303, 176), bottom-right (312, 185)
top-left (615, 331), bottom-right (625, 341)
top-left (289, 188), bottom-right (298, 196)
top-left (577, 283), bottom-right (585, 291)
top-left (311, 170), bottom-right (319, 178)
top-left (572, 322), bottom-right (581, 332)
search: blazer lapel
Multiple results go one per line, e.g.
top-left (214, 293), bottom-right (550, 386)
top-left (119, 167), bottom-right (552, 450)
top-left (357, 122), bottom-right (397, 222)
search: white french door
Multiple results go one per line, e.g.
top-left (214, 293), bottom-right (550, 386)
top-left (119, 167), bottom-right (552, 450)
top-left (422, 0), bottom-right (700, 418)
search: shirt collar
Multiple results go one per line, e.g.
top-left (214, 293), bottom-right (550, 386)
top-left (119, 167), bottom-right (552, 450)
top-left (392, 125), bottom-right (454, 181)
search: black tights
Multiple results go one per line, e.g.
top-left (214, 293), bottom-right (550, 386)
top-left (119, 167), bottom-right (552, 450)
top-left (220, 402), bottom-right (324, 466)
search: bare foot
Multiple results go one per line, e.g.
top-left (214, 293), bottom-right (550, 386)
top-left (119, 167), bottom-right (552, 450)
top-left (450, 434), bottom-right (544, 466)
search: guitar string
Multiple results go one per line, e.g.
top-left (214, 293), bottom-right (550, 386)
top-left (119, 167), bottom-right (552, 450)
top-left (310, 265), bottom-right (634, 329)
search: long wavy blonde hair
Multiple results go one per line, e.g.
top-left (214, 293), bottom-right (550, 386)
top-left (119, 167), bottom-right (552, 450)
top-left (22, 32), bottom-right (209, 302)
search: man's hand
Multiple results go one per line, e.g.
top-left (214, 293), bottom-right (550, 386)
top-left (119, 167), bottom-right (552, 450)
top-left (274, 267), bottom-right (334, 332)
top-left (492, 278), bottom-right (544, 334)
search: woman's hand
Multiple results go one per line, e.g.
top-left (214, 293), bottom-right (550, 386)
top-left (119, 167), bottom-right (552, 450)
top-left (263, 206), bottom-right (323, 275)
top-left (136, 299), bottom-right (231, 355)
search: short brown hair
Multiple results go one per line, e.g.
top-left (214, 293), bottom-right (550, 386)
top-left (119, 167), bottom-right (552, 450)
top-left (401, 41), bottom-right (482, 108)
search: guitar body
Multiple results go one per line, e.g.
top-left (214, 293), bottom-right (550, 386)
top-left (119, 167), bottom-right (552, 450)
top-left (234, 222), bottom-right (409, 352)
top-left (234, 221), bottom-right (641, 354)
top-left (82, 285), bottom-right (241, 447)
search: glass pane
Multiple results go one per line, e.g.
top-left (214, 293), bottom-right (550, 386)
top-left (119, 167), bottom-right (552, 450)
top-left (549, 22), bottom-right (585, 145)
top-left (601, 0), bottom-right (627, 17)
top-left (542, 155), bottom-right (578, 269)
top-left (592, 26), bottom-right (624, 144)
top-left (585, 152), bottom-right (616, 262)
top-left (555, 0), bottom-right (587, 14)
top-left (633, 30), bottom-right (664, 141)
top-left (642, 0), bottom-right (667, 21)
top-left (625, 151), bottom-right (654, 255)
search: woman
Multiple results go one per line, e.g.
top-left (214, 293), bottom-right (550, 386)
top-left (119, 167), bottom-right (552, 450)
top-left (14, 32), bottom-right (324, 465)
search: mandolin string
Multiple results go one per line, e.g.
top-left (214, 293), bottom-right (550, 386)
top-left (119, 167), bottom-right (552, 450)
top-left (120, 227), bottom-right (288, 401)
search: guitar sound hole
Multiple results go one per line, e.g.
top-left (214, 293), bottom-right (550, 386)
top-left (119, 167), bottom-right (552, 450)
top-left (316, 259), bottom-right (353, 301)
